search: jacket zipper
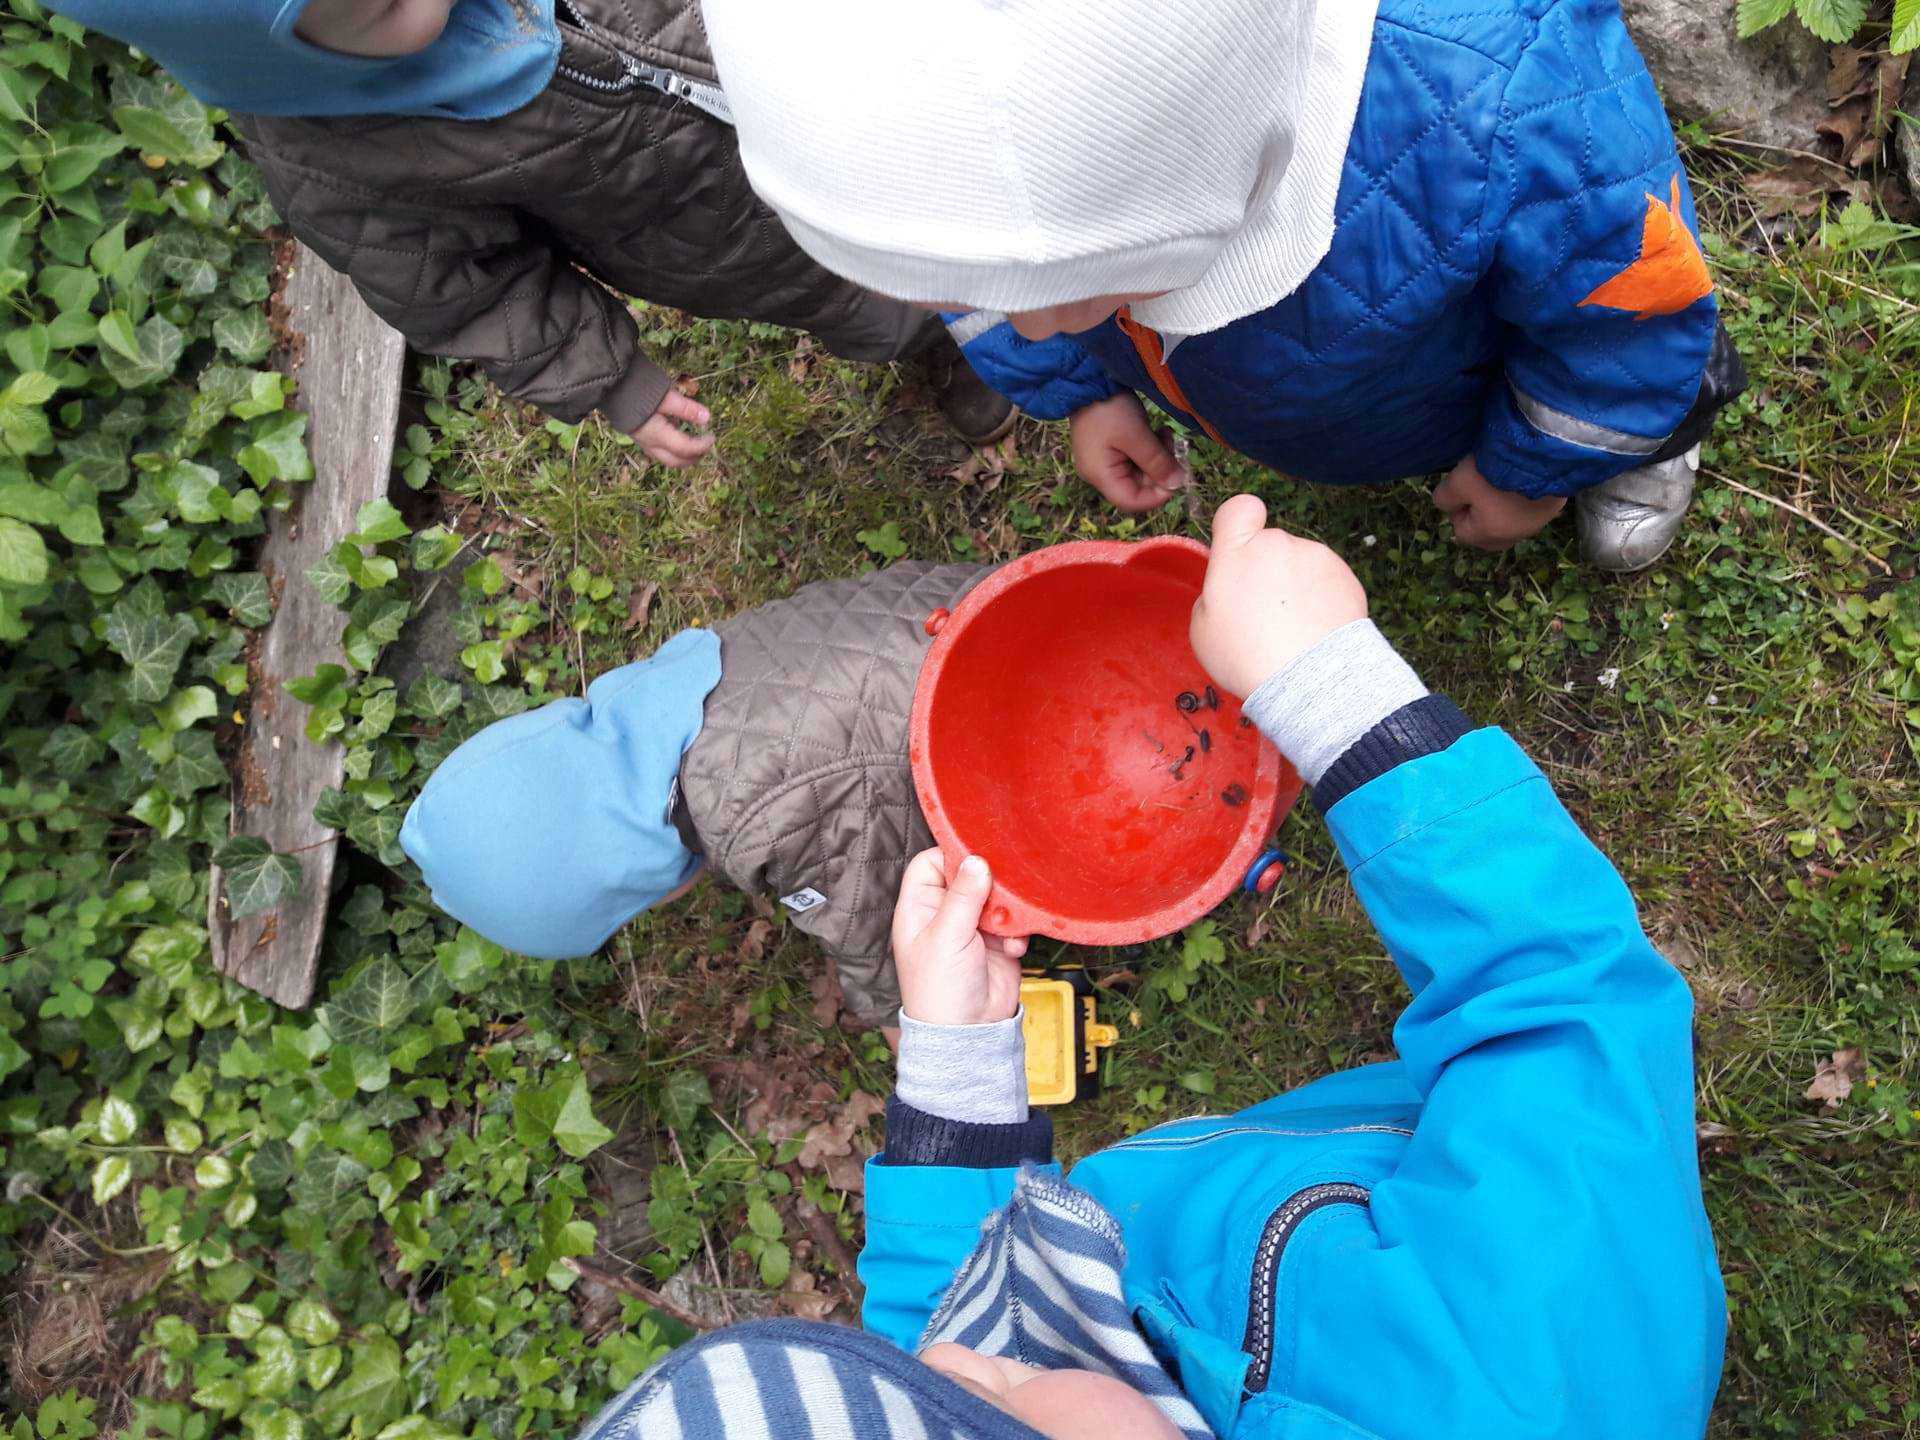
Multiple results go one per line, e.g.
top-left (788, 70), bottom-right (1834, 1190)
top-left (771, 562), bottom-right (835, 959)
top-left (552, 0), bottom-right (734, 123)
top-left (1115, 306), bottom-right (1227, 446)
top-left (1240, 1182), bottom-right (1371, 1396)
top-left (1107, 1121), bottom-right (1412, 1153)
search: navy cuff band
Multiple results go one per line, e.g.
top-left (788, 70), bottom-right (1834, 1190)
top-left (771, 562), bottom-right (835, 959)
top-left (880, 1096), bottom-right (1055, 1169)
top-left (1314, 695), bottom-right (1476, 811)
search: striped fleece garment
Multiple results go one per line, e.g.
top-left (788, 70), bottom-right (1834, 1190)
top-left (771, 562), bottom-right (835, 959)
top-left (578, 1172), bottom-right (1213, 1440)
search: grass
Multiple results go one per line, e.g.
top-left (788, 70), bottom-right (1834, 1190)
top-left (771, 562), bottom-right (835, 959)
top-left (411, 197), bottom-right (1920, 1436)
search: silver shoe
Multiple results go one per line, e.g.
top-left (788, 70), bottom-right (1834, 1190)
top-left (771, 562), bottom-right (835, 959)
top-left (1575, 446), bottom-right (1699, 573)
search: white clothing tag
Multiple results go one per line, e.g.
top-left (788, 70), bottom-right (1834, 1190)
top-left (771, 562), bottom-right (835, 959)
top-left (780, 887), bottom-right (828, 914)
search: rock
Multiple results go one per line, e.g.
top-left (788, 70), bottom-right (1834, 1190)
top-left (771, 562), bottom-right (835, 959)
top-left (377, 563), bottom-right (466, 695)
top-left (1621, 0), bottom-right (1829, 152)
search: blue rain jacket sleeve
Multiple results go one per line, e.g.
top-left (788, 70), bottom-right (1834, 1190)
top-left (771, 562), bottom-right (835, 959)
top-left (1275, 729), bottom-right (1723, 1437)
top-left (1473, 3), bottom-right (1717, 499)
top-left (943, 315), bottom-right (1126, 421)
top-left (859, 1159), bottom-right (1061, 1350)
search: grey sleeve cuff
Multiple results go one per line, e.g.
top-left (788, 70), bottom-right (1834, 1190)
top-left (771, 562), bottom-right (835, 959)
top-left (1241, 619), bottom-right (1429, 786)
top-left (894, 1008), bottom-right (1029, 1125)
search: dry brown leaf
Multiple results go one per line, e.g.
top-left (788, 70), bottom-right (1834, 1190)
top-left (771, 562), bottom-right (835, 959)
top-left (1817, 98), bottom-right (1879, 169)
top-left (737, 918), bottom-right (774, 967)
top-left (675, 374), bottom-right (701, 399)
top-left (1246, 913), bottom-right (1271, 951)
top-left (624, 581), bottom-right (658, 632)
top-left (781, 1269), bottom-right (837, 1322)
top-left (1803, 1047), bottom-right (1864, 1109)
top-left (1660, 932), bottom-right (1701, 971)
top-left (1745, 159), bottom-right (1849, 219)
top-left (809, 967), bottom-right (843, 1028)
top-left (1828, 45), bottom-right (1872, 105)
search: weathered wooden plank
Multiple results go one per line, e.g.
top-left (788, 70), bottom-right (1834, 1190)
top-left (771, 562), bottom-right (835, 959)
top-left (211, 243), bottom-right (406, 1009)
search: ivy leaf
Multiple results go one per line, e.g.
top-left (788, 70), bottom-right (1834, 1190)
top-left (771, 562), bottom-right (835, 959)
top-left (95, 310), bottom-right (141, 363)
top-left (289, 1148), bottom-right (372, 1222)
top-left (214, 835), bottom-right (302, 919)
top-left (549, 1073), bottom-right (617, 1158)
top-left (658, 1067), bottom-right (712, 1131)
top-left (238, 412), bottom-right (313, 485)
top-left (208, 571), bottom-right (274, 627)
top-left (514, 1069), bottom-right (615, 1158)
top-left (42, 122), bottom-right (125, 191)
top-left (104, 601), bottom-right (198, 701)
top-left (109, 71), bottom-right (224, 167)
top-left (348, 497), bottom-right (410, 546)
top-left (306, 547), bottom-right (352, 607)
top-left (157, 684), bottom-right (217, 732)
top-left (404, 673), bottom-right (463, 720)
top-left (315, 1337), bottom-right (407, 1433)
top-left (98, 314), bottom-right (185, 390)
top-left (213, 307), bottom-right (273, 364)
top-left (323, 956), bottom-right (415, 1045)
top-left (41, 724), bottom-right (102, 777)
top-left (436, 927), bottom-right (504, 993)
top-left (0, 517), bottom-right (49, 586)
top-left (159, 731), bottom-right (228, 796)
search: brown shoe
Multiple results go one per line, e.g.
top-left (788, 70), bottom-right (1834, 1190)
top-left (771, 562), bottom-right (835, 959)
top-left (914, 335), bottom-right (1018, 446)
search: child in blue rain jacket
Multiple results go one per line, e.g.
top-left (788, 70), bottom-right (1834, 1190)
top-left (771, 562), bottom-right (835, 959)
top-left (576, 495), bottom-right (1726, 1440)
top-left (699, 0), bottom-right (1746, 572)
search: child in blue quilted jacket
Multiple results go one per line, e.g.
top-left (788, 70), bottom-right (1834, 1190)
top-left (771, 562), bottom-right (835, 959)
top-left (699, 0), bottom-right (1745, 572)
top-left (573, 495), bottom-right (1724, 1439)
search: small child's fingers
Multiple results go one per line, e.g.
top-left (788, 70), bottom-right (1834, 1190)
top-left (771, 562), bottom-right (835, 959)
top-left (1208, 494), bottom-right (1268, 555)
top-left (983, 933), bottom-right (1028, 962)
top-left (659, 390), bottom-right (713, 430)
top-left (923, 854), bottom-right (993, 953)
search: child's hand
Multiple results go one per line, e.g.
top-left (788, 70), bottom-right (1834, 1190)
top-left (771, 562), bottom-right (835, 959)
top-left (631, 390), bottom-right (716, 469)
top-left (891, 849), bottom-right (1029, 1026)
top-left (1432, 455), bottom-right (1566, 550)
top-left (1070, 394), bottom-right (1189, 512)
top-left (1190, 494), bottom-right (1368, 698)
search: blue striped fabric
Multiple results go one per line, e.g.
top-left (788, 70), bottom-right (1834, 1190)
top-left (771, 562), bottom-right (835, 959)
top-left (576, 1173), bottom-right (1214, 1440)
top-left (578, 1318), bottom-right (1047, 1440)
top-left (920, 1171), bottom-right (1214, 1440)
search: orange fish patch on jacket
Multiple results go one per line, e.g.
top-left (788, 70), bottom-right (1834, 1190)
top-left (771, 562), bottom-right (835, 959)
top-left (1578, 175), bottom-right (1713, 322)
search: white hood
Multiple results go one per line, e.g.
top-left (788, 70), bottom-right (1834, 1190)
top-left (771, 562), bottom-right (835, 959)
top-left (703, 0), bottom-right (1379, 335)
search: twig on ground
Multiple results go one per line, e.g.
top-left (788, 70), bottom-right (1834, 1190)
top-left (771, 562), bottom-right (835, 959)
top-left (1705, 470), bottom-right (1892, 574)
top-left (669, 1128), bottom-right (736, 1324)
top-left (567, 1257), bottom-right (716, 1332)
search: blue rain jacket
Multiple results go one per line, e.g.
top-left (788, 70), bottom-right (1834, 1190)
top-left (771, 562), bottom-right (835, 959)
top-left (860, 729), bottom-right (1725, 1438)
top-left (953, 0), bottom-right (1719, 499)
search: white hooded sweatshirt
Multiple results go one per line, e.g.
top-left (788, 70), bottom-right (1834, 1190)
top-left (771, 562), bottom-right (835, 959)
top-left (701, 0), bottom-right (1379, 336)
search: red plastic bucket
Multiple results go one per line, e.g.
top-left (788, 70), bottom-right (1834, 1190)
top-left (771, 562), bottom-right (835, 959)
top-left (910, 537), bottom-right (1301, 944)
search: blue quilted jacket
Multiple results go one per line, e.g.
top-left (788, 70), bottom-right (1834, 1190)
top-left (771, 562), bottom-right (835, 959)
top-left (952, 0), bottom-right (1720, 498)
top-left (861, 730), bottom-right (1725, 1438)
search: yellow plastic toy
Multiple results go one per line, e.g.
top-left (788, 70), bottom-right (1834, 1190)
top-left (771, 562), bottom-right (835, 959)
top-left (1020, 966), bottom-right (1119, 1107)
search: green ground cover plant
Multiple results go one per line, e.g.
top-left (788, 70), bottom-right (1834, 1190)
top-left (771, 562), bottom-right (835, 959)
top-left (2, 3), bottom-right (1917, 1437)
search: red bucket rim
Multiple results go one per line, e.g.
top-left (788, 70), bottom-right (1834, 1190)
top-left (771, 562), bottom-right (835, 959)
top-left (909, 536), bottom-right (1300, 944)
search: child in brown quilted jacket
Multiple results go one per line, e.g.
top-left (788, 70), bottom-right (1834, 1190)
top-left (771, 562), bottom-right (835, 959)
top-left (51, 0), bottom-right (1016, 462)
top-left (399, 562), bottom-right (996, 1025)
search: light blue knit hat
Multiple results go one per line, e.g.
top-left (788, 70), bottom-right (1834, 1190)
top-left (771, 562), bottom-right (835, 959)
top-left (400, 629), bottom-right (720, 958)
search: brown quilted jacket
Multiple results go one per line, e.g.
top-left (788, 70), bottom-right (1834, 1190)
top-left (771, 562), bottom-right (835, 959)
top-left (235, 0), bottom-right (937, 432)
top-left (680, 562), bottom-right (994, 1023)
